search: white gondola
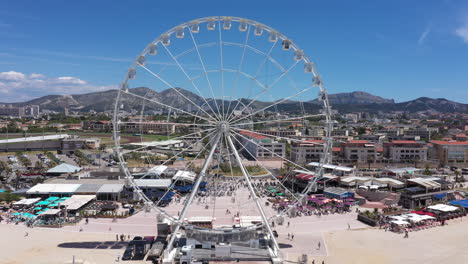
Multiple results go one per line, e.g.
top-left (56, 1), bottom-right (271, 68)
top-left (128, 68), bottom-right (136, 79)
top-left (176, 28), bottom-right (184, 38)
top-left (313, 75), bottom-right (322, 86)
top-left (304, 62), bottom-right (314, 73)
top-left (239, 20), bottom-right (248, 31)
top-left (137, 55), bottom-right (146, 66)
top-left (254, 24), bottom-right (263, 36)
top-left (294, 50), bottom-right (304, 61)
top-left (223, 18), bottom-right (232, 30)
top-left (161, 34), bottom-right (170, 46)
top-left (282, 39), bottom-right (292, 50)
top-left (191, 23), bottom-right (200, 33)
top-left (148, 44), bottom-right (158, 55)
top-left (268, 31), bottom-right (278, 42)
top-left (207, 20), bottom-right (216, 30)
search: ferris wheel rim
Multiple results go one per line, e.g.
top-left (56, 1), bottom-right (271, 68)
top-left (113, 16), bottom-right (334, 233)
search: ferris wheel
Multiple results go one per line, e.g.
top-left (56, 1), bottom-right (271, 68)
top-left (113, 16), bottom-right (333, 260)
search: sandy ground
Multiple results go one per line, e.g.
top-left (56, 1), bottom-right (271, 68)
top-left (1, 216), bottom-right (468, 264)
top-left (322, 218), bottom-right (468, 264)
top-left (0, 224), bottom-right (125, 264)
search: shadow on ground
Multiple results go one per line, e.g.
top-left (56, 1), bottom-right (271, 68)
top-left (58, 241), bottom-right (128, 249)
top-left (279, 243), bottom-right (293, 248)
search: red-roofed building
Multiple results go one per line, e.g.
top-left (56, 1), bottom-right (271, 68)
top-left (290, 140), bottom-right (325, 164)
top-left (383, 140), bottom-right (427, 162)
top-left (342, 140), bottom-right (378, 163)
top-left (429, 140), bottom-right (468, 166)
top-left (237, 130), bottom-right (285, 159)
top-left (453, 134), bottom-right (468, 141)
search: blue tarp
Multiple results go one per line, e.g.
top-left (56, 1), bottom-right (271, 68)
top-left (434, 193), bottom-right (447, 199)
top-left (161, 191), bottom-right (175, 201)
top-left (0, 189), bottom-right (5, 193)
top-left (449, 199), bottom-right (468, 208)
top-left (175, 185), bottom-right (193, 192)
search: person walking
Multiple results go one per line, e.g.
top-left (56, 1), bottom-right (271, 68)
top-left (348, 223), bottom-right (350, 230)
top-left (317, 241), bottom-right (321, 250)
top-left (116, 234), bottom-right (119, 241)
top-left (288, 233), bottom-right (290, 240)
top-left (404, 230), bottom-right (409, 238)
top-left (287, 221), bottom-right (290, 227)
top-left (291, 233), bottom-right (294, 240)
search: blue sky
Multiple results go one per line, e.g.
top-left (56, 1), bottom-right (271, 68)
top-left (0, 0), bottom-right (467, 103)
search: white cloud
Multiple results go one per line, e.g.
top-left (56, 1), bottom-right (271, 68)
top-left (55, 76), bottom-right (87, 85)
top-left (0, 71), bottom-right (26, 81)
top-left (418, 27), bottom-right (431, 45)
top-left (29, 73), bottom-right (45, 79)
top-left (0, 71), bottom-right (116, 102)
top-left (455, 18), bottom-right (468, 43)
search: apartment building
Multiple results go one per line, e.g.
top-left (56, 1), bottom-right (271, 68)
top-left (383, 140), bottom-right (428, 162)
top-left (238, 130), bottom-right (285, 159)
top-left (429, 140), bottom-right (468, 166)
top-left (342, 140), bottom-right (378, 163)
top-left (290, 140), bottom-right (324, 164)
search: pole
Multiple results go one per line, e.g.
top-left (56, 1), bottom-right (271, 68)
top-left (166, 132), bottom-right (221, 252)
top-left (226, 135), bottom-right (280, 256)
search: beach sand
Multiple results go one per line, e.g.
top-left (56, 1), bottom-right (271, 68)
top-left (1, 216), bottom-right (467, 264)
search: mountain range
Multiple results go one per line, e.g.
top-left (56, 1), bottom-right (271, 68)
top-left (2, 88), bottom-right (467, 114)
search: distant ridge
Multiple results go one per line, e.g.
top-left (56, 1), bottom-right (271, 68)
top-left (1, 87), bottom-right (466, 114)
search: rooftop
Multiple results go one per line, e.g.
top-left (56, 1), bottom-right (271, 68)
top-left (430, 140), bottom-right (468, 146)
top-left (0, 134), bottom-right (70, 144)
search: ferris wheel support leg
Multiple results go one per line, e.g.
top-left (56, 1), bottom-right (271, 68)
top-left (164, 132), bottom-right (222, 260)
top-left (226, 135), bottom-right (282, 263)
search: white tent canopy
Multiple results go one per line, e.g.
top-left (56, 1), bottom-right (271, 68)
top-left (173, 170), bottom-right (196, 183)
top-left (47, 163), bottom-right (82, 174)
top-left (60, 195), bottom-right (96, 211)
top-left (390, 220), bottom-right (410, 225)
top-left (308, 162), bottom-right (354, 172)
top-left (427, 204), bottom-right (459, 212)
top-left (27, 184), bottom-right (81, 194)
top-left (39, 209), bottom-right (61, 215)
top-left (13, 198), bottom-right (41, 206)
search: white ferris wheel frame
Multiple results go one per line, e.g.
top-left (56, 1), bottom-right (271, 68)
top-left (112, 16), bottom-right (334, 254)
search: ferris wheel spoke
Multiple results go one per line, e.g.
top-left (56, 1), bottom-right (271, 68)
top-left (167, 132), bottom-right (222, 252)
top-left (123, 90), bottom-right (216, 124)
top-left (227, 60), bottom-right (301, 123)
top-left (230, 25), bottom-right (251, 122)
top-left (188, 30), bottom-right (223, 121)
top-left (218, 20), bottom-right (226, 120)
top-left (230, 134), bottom-right (303, 210)
top-left (226, 135), bottom-right (280, 252)
top-left (137, 63), bottom-right (219, 122)
top-left (154, 131), bottom-right (219, 208)
top-left (231, 127), bottom-right (325, 147)
top-left (231, 130), bottom-right (314, 174)
top-left (226, 39), bottom-right (278, 121)
top-left (230, 113), bottom-right (325, 127)
top-left (138, 129), bottom-right (217, 178)
top-left (229, 84), bottom-right (314, 126)
top-left (160, 44), bottom-right (220, 121)
top-left (117, 121), bottom-right (216, 127)
top-left (122, 127), bottom-right (216, 156)
top-left (223, 134), bottom-right (235, 177)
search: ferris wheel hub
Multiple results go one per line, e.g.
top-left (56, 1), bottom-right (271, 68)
top-left (217, 121), bottom-right (230, 134)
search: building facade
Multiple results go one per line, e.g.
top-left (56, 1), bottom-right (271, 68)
top-left (383, 140), bottom-right (428, 162)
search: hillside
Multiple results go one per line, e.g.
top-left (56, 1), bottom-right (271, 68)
top-left (1, 88), bottom-right (467, 114)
